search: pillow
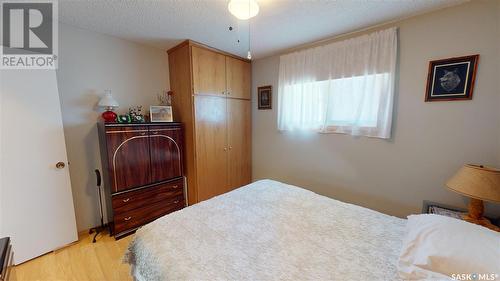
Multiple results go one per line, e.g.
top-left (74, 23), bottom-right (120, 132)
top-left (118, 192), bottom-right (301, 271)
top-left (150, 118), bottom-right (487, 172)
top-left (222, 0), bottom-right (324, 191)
top-left (398, 214), bottom-right (500, 280)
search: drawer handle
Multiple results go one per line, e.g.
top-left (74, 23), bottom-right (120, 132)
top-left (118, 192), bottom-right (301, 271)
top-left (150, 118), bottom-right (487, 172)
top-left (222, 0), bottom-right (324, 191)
top-left (122, 198), bottom-right (130, 203)
top-left (172, 185), bottom-right (179, 189)
top-left (173, 200), bottom-right (180, 204)
top-left (152, 131), bottom-right (159, 135)
top-left (124, 216), bottom-right (132, 221)
top-left (140, 132), bottom-right (146, 136)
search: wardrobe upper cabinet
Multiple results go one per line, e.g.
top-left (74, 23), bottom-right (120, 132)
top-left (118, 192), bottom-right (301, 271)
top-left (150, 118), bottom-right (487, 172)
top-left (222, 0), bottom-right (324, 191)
top-left (105, 127), bottom-right (151, 193)
top-left (192, 46), bottom-right (226, 96)
top-left (226, 56), bottom-right (251, 100)
top-left (149, 126), bottom-right (184, 183)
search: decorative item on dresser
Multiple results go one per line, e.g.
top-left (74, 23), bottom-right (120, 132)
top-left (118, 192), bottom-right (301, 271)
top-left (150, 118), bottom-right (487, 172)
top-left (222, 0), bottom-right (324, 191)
top-left (151, 90), bottom-right (174, 122)
top-left (129, 106), bottom-right (145, 123)
top-left (0, 237), bottom-right (13, 281)
top-left (97, 122), bottom-right (185, 238)
top-left (168, 40), bottom-right (252, 205)
top-left (98, 90), bottom-right (119, 122)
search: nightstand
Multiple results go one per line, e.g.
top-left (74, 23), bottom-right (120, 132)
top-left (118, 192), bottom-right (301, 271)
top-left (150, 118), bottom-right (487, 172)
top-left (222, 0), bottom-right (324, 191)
top-left (422, 200), bottom-right (500, 227)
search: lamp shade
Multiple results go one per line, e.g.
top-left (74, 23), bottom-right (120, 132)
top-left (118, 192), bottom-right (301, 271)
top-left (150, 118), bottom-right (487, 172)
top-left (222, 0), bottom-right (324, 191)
top-left (446, 164), bottom-right (500, 203)
top-left (228, 0), bottom-right (259, 20)
top-left (98, 90), bottom-right (119, 109)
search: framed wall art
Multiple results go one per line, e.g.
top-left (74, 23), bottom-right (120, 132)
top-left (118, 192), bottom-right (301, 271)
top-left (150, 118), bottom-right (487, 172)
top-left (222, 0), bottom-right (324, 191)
top-left (425, 55), bottom-right (479, 102)
top-left (258, 85), bottom-right (272, 110)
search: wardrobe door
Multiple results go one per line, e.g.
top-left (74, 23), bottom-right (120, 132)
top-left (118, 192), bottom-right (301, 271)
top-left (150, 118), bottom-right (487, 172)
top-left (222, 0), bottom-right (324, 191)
top-left (192, 46), bottom-right (226, 97)
top-left (149, 126), bottom-right (183, 183)
top-left (227, 99), bottom-right (252, 190)
top-left (194, 95), bottom-right (228, 201)
top-left (106, 127), bottom-right (151, 193)
top-left (225, 57), bottom-right (251, 100)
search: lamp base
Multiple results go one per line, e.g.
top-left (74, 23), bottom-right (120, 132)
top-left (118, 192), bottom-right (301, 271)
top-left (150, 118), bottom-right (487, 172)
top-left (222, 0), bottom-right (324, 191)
top-left (102, 110), bottom-right (117, 123)
top-left (462, 198), bottom-right (500, 232)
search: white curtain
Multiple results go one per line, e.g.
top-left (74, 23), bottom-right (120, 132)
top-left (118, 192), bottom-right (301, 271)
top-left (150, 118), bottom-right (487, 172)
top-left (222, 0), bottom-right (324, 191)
top-left (277, 27), bottom-right (398, 139)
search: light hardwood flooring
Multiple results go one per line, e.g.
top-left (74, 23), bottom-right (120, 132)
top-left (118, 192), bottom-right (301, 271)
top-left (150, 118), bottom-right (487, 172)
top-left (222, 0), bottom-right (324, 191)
top-left (10, 231), bottom-right (133, 281)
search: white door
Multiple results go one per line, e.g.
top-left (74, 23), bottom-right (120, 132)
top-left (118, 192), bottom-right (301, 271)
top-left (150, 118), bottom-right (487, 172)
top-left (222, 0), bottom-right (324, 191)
top-left (0, 69), bottom-right (77, 264)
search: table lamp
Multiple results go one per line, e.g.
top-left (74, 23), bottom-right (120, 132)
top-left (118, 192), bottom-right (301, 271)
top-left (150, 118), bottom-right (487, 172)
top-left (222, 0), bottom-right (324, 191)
top-left (446, 164), bottom-right (500, 231)
top-left (98, 90), bottom-right (119, 122)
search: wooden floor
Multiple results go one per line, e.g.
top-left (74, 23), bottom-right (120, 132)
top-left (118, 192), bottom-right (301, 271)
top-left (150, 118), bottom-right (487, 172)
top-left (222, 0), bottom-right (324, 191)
top-left (10, 231), bottom-right (133, 281)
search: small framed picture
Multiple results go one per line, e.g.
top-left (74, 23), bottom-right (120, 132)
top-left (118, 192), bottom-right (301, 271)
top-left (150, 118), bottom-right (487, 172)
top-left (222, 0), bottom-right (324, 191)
top-left (425, 55), bottom-right (479, 102)
top-left (258, 85), bottom-right (272, 110)
top-left (150, 106), bottom-right (173, 122)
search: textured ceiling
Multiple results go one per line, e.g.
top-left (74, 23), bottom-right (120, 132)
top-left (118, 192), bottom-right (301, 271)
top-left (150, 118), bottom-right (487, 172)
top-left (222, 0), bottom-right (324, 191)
top-left (59, 0), bottom-right (468, 59)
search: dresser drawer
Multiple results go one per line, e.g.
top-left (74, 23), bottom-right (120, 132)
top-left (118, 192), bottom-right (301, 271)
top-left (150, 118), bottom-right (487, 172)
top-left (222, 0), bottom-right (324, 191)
top-left (113, 195), bottom-right (185, 234)
top-left (112, 179), bottom-right (184, 213)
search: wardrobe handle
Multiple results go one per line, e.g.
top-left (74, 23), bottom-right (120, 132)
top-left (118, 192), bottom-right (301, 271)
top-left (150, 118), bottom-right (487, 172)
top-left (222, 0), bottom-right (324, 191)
top-left (124, 216), bottom-right (132, 221)
top-left (173, 200), bottom-right (180, 204)
top-left (229, 146), bottom-right (233, 150)
top-left (221, 91), bottom-right (226, 95)
top-left (122, 198), bottom-right (130, 203)
top-left (227, 91), bottom-right (231, 95)
top-left (223, 147), bottom-right (227, 151)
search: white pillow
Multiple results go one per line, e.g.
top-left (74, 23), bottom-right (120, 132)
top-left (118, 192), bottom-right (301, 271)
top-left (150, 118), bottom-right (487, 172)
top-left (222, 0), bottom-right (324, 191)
top-left (398, 214), bottom-right (500, 280)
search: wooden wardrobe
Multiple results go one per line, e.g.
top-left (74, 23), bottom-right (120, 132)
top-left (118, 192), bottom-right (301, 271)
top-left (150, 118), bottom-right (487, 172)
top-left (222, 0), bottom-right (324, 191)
top-left (168, 40), bottom-right (251, 205)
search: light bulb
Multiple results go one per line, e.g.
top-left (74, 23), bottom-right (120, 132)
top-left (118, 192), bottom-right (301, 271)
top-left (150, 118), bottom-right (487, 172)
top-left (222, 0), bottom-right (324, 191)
top-left (228, 0), bottom-right (259, 20)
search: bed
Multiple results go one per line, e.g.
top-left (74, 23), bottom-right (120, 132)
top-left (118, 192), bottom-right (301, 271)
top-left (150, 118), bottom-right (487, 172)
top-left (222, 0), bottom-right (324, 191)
top-left (125, 179), bottom-right (407, 280)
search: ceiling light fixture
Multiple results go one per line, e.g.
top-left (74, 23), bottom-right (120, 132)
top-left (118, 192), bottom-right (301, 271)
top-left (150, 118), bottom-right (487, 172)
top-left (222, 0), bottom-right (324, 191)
top-left (228, 0), bottom-right (259, 20)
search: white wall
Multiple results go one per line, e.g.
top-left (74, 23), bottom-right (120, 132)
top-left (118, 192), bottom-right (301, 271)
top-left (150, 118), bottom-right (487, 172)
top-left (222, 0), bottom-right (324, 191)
top-left (56, 24), bottom-right (169, 231)
top-left (252, 0), bottom-right (500, 218)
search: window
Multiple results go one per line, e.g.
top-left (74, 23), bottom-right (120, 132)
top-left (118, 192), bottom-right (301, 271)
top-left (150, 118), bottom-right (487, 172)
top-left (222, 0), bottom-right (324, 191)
top-left (277, 28), bottom-right (397, 139)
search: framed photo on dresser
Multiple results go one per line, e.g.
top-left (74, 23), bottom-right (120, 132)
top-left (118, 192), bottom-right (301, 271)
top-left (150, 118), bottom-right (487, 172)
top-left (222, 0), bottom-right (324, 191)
top-left (150, 106), bottom-right (173, 122)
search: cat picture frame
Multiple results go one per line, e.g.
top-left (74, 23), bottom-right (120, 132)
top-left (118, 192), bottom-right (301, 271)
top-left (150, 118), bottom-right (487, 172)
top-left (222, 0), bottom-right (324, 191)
top-left (425, 55), bottom-right (479, 102)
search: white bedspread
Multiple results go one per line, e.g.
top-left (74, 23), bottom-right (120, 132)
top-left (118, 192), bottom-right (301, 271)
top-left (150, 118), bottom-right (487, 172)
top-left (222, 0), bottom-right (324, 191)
top-left (125, 180), bottom-right (406, 281)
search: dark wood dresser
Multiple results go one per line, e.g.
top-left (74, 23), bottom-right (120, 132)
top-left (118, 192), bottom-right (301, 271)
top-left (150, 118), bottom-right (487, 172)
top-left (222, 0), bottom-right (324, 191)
top-left (98, 122), bottom-right (185, 238)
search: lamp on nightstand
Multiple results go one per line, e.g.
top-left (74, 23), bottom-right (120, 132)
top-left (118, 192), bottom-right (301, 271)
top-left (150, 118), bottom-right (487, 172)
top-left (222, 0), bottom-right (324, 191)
top-left (446, 164), bottom-right (500, 232)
